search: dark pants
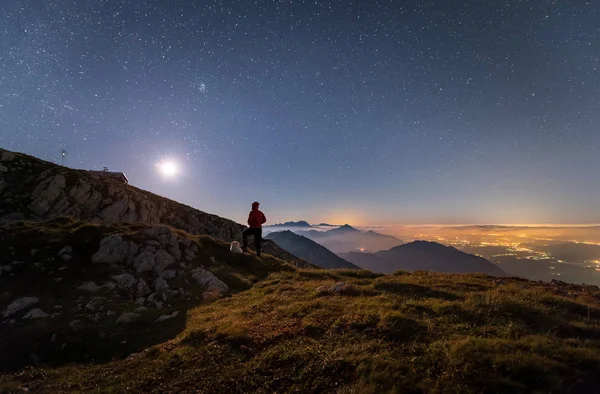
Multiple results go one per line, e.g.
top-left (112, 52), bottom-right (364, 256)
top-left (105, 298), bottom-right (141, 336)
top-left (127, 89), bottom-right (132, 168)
top-left (242, 227), bottom-right (262, 254)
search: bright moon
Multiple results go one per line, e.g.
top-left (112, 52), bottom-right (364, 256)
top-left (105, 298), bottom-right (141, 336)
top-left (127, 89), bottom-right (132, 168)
top-left (157, 160), bottom-right (179, 178)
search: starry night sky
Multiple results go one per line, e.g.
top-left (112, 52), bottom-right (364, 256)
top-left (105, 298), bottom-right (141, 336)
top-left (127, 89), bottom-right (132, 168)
top-left (1, 0), bottom-right (599, 225)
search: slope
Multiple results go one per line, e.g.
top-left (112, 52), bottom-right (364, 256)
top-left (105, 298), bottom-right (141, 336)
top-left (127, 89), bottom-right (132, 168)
top-left (0, 148), bottom-right (303, 266)
top-left (265, 230), bottom-right (360, 270)
top-left (0, 217), bottom-right (312, 371)
top-left (341, 240), bottom-right (507, 276)
top-left (4, 269), bottom-right (600, 393)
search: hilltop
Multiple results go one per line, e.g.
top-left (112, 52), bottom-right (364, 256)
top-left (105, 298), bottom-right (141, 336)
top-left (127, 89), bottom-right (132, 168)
top-left (342, 241), bottom-right (507, 276)
top-left (265, 231), bottom-right (360, 270)
top-left (3, 267), bottom-right (600, 393)
top-left (0, 148), bottom-right (302, 265)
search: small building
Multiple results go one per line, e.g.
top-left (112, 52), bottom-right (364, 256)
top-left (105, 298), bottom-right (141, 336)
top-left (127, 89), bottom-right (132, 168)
top-left (89, 167), bottom-right (129, 184)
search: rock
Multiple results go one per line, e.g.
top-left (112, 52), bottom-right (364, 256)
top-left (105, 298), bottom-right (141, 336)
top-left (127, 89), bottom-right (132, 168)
top-left (136, 279), bottom-right (151, 298)
top-left (146, 240), bottom-right (161, 247)
top-left (85, 297), bottom-right (106, 312)
top-left (22, 308), bottom-right (49, 319)
top-left (29, 353), bottom-right (40, 364)
top-left (0, 265), bottom-right (11, 276)
top-left (116, 312), bottom-right (139, 324)
top-left (30, 249), bottom-right (40, 257)
top-left (78, 281), bottom-right (101, 292)
top-left (133, 306), bottom-right (147, 313)
top-left (183, 249), bottom-right (196, 262)
top-left (155, 277), bottom-right (169, 293)
top-left (11, 261), bottom-right (25, 267)
top-left (0, 150), bottom-right (16, 161)
top-left (58, 245), bottom-right (73, 256)
top-left (190, 268), bottom-right (229, 296)
top-left (106, 310), bottom-right (116, 316)
top-left (153, 250), bottom-right (176, 274)
top-left (54, 277), bottom-right (63, 283)
top-left (330, 283), bottom-right (348, 293)
top-left (147, 293), bottom-right (165, 308)
top-left (168, 244), bottom-right (182, 261)
top-left (132, 250), bottom-right (155, 273)
top-left (143, 226), bottom-right (175, 247)
top-left (317, 283), bottom-right (349, 294)
top-left (69, 320), bottom-right (84, 330)
top-left (112, 273), bottom-right (138, 289)
top-left (159, 269), bottom-right (177, 280)
top-left (135, 297), bottom-right (146, 305)
top-left (3, 297), bottom-right (39, 318)
top-left (92, 235), bottom-right (138, 264)
top-left (61, 254), bottom-right (72, 262)
top-left (154, 311), bottom-right (180, 323)
top-left (102, 281), bottom-right (116, 290)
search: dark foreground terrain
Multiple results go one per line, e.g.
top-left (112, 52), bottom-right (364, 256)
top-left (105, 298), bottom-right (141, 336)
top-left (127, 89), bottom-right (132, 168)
top-left (2, 221), bottom-right (600, 393)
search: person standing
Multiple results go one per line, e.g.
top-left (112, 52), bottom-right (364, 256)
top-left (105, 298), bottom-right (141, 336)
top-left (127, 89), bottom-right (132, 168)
top-left (242, 201), bottom-right (266, 256)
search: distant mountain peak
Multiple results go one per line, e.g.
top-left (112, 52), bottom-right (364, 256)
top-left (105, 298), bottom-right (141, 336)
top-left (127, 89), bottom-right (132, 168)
top-left (266, 221), bottom-right (312, 228)
top-left (331, 224), bottom-right (359, 233)
top-left (341, 239), bottom-right (507, 277)
top-left (265, 230), bottom-right (360, 270)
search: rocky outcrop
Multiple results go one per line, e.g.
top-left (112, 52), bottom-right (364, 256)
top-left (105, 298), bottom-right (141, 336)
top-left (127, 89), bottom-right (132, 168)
top-left (0, 148), bottom-right (305, 265)
top-left (3, 297), bottom-right (39, 318)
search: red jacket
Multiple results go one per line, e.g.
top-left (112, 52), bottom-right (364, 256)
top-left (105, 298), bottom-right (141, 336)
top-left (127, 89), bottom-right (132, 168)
top-left (248, 208), bottom-right (266, 228)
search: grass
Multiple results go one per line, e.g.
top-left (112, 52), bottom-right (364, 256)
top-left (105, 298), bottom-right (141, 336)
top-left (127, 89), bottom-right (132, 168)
top-left (0, 218), bottom-right (300, 373)
top-left (3, 264), bottom-right (600, 393)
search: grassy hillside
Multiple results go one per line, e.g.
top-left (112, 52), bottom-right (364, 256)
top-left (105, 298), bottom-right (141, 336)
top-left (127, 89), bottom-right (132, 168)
top-left (3, 265), bottom-right (600, 393)
top-left (0, 218), bottom-right (304, 372)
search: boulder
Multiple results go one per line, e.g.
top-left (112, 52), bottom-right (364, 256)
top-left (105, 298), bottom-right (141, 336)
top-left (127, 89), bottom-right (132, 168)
top-left (154, 277), bottom-right (169, 293)
top-left (85, 297), bottom-right (106, 312)
top-left (116, 312), bottom-right (139, 324)
top-left (159, 269), bottom-right (177, 280)
top-left (78, 281), bottom-right (102, 292)
top-left (155, 311), bottom-right (180, 323)
top-left (190, 268), bottom-right (229, 296)
top-left (23, 308), bottom-right (49, 319)
top-left (112, 273), bottom-right (138, 289)
top-left (153, 250), bottom-right (176, 274)
top-left (136, 279), bottom-right (151, 298)
top-left (132, 247), bottom-right (156, 273)
top-left (92, 235), bottom-right (138, 264)
top-left (0, 265), bottom-right (12, 276)
top-left (3, 297), bottom-right (39, 318)
top-left (58, 245), bottom-right (73, 256)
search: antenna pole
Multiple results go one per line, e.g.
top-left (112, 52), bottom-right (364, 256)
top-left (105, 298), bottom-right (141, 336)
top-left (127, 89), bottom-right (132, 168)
top-left (61, 150), bottom-right (66, 166)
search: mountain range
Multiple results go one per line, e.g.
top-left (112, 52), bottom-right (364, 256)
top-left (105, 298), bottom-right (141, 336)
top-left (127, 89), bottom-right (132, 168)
top-left (341, 240), bottom-right (507, 276)
top-left (296, 224), bottom-right (403, 253)
top-left (265, 221), bottom-right (313, 228)
top-left (265, 231), bottom-right (360, 270)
